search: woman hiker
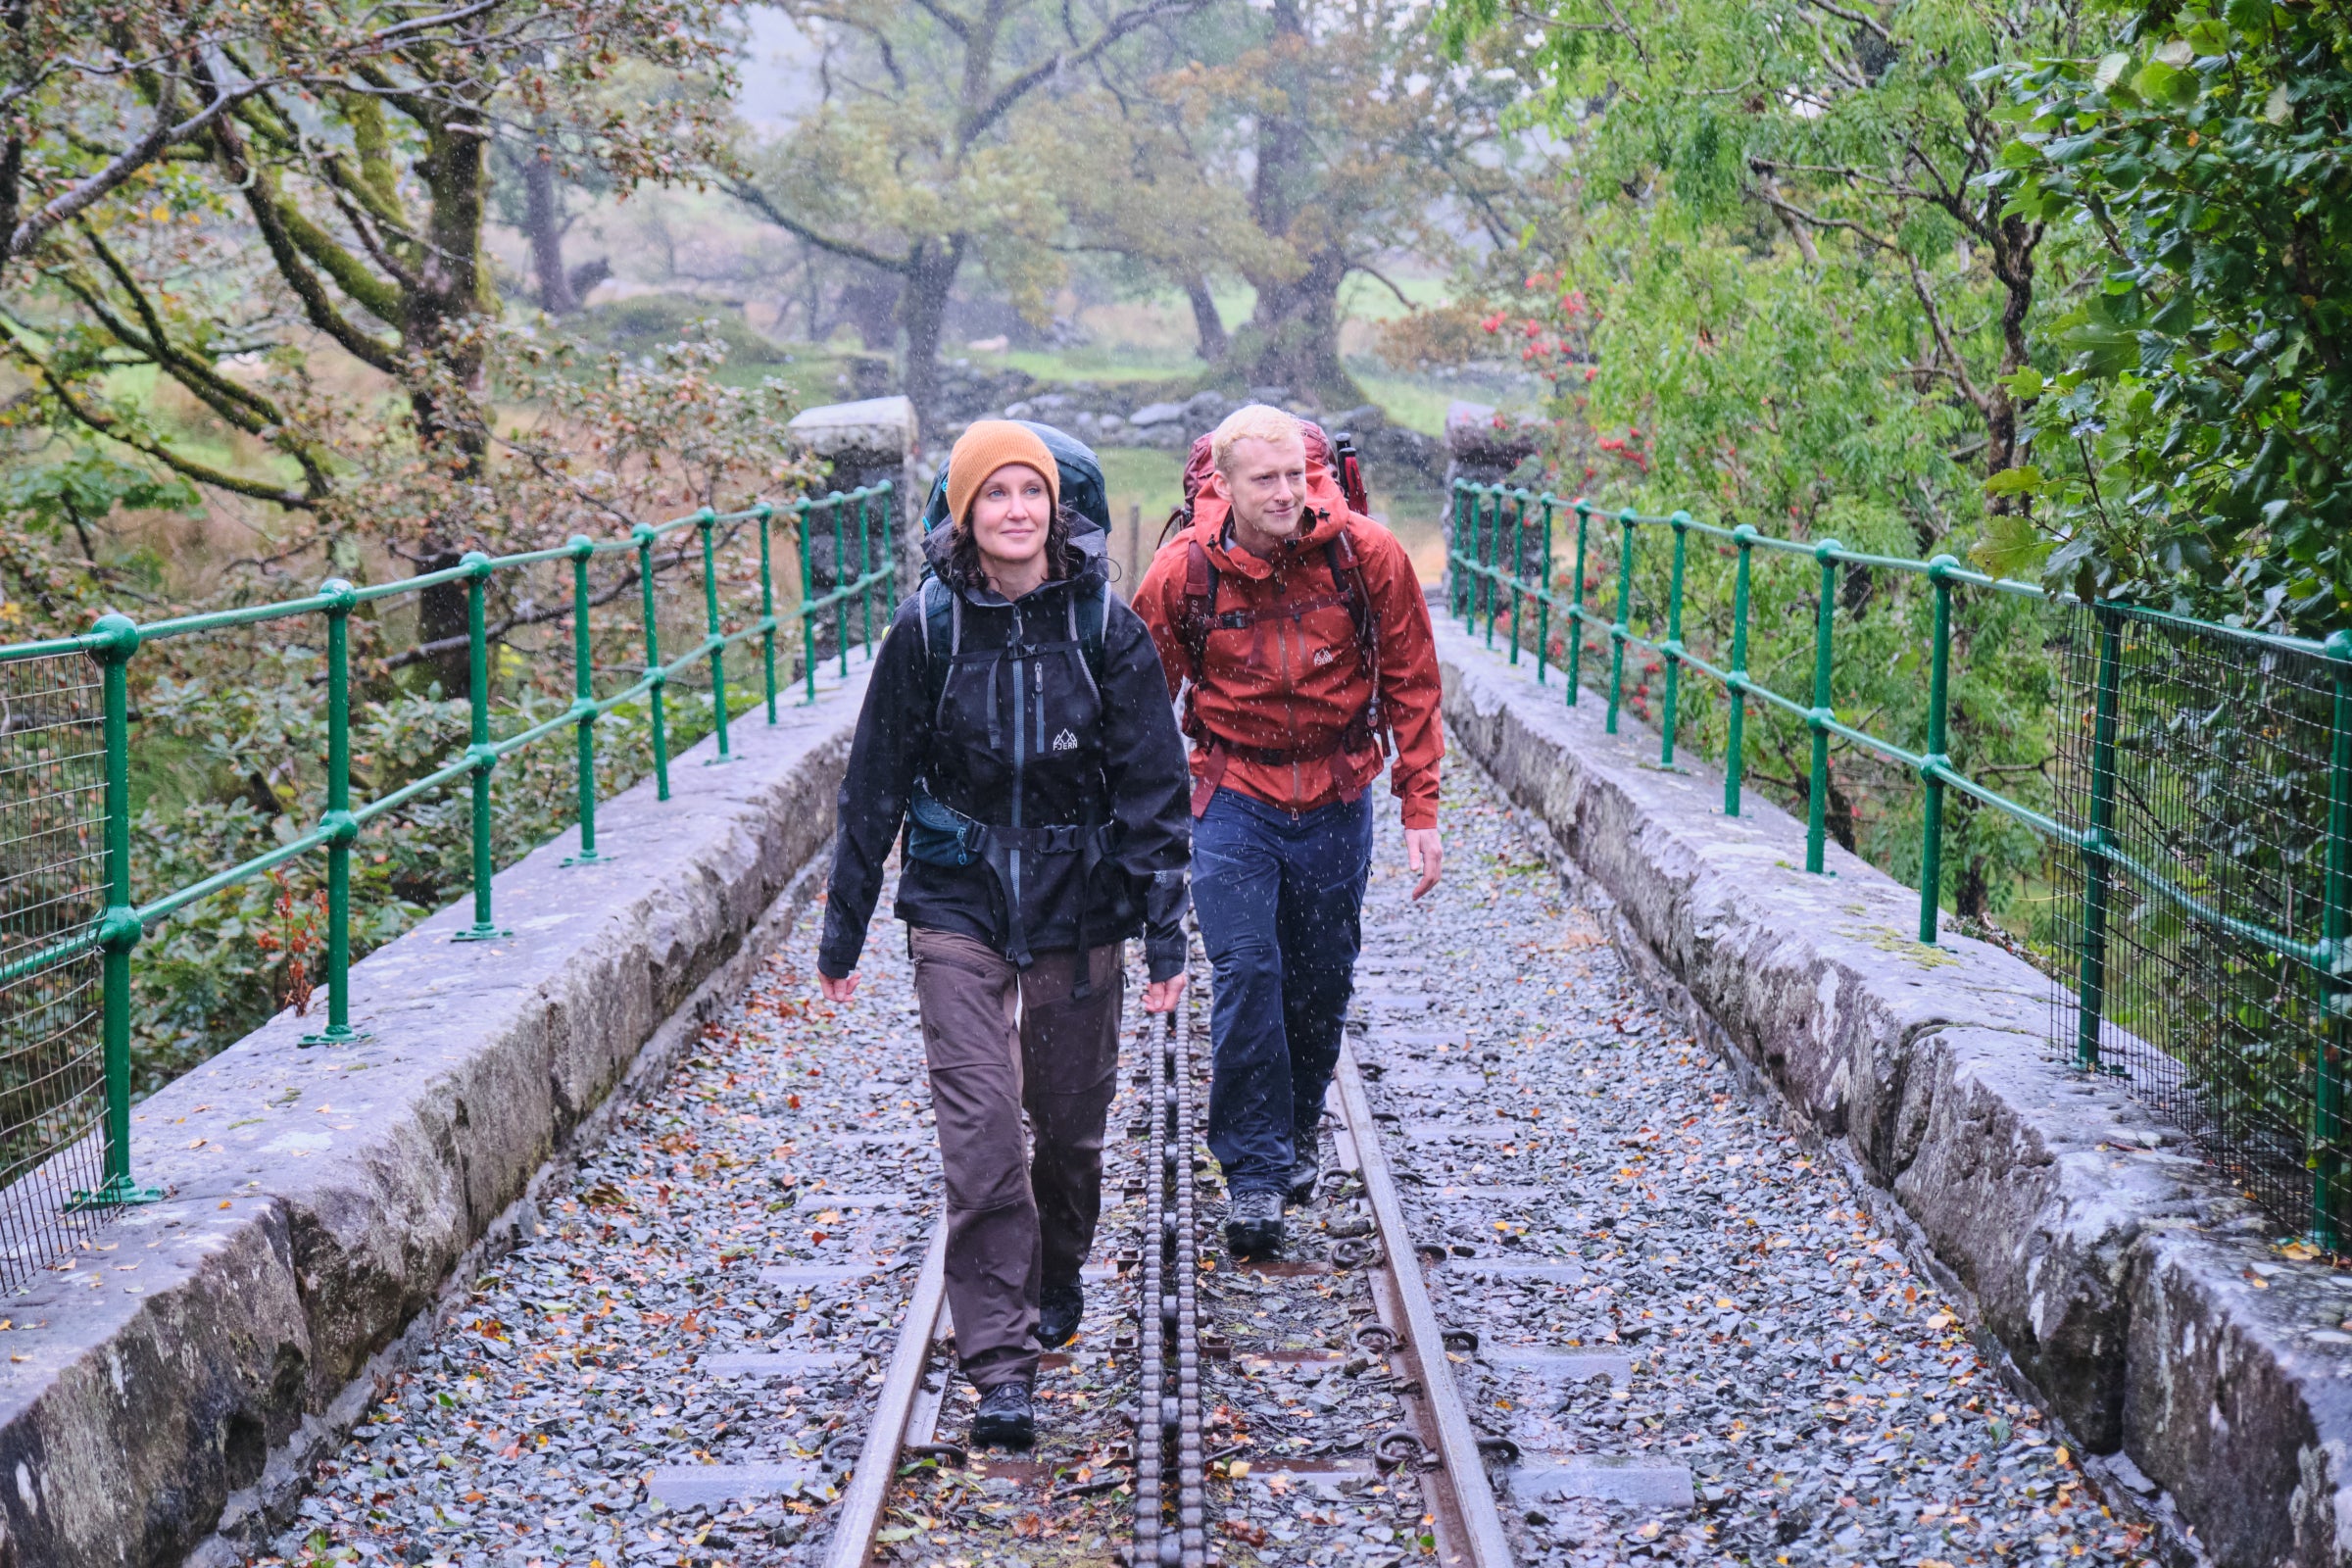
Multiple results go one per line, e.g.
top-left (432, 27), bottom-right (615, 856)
top-left (815, 420), bottom-right (1193, 1449)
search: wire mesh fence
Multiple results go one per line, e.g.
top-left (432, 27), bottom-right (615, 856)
top-left (0, 483), bottom-right (899, 1291)
top-left (2046, 604), bottom-right (2352, 1243)
top-left (0, 655), bottom-right (111, 1291)
top-left (1450, 481), bottom-right (2352, 1246)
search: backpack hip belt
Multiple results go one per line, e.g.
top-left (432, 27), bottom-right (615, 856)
top-left (906, 778), bottom-right (1112, 979)
top-left (1189, 710), bottom-right (1378, 816)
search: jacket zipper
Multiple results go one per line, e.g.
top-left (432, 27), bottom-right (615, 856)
top-left (1010, 619), bottom-right (1025, 930)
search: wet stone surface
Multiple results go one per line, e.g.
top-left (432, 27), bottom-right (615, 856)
top-left (1349, 765), bottom-right (2162, 1568)
top-left (246, 882), bottom-right (952, 1568)
top-left (255, 761), bottom-right (2166, 1568)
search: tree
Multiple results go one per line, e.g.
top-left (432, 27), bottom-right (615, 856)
top-left (0, 0), bottom-right (738, 676)
top-left (727, 0), bottom-right (1200, 418)
top-left (1149, 0), bottom-right (1524, 400)
top-left (1436, 0), bottom-right (2094, 490)
top-left (1990, 0), bottom-right (2352, 633)
top-left (1428, 0), bottom-right (2102, 922)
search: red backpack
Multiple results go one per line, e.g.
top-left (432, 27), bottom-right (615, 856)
top-left (1161, 426), bottom-right (1390, 768)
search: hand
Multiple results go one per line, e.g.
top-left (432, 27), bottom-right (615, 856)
top-left (1142, 973), bottom-right (1189, 1013)
top-left (1405, 827), bottom-right (1444, 901)
top-left (818, 972), bottom-right (859, 1003)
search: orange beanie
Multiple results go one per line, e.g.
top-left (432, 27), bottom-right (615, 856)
top-left (947, 421), bottom-right (1059, 526)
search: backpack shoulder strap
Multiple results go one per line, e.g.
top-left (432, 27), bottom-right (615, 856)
top-left (1077, 576), bottom-right (1108, 687)
top-left (1326, 525), bottom-right (1385, 729)
top-left (921, 578), bottom-right (957, 718)
top-left (1178, 536), bottom-right (1218, 674)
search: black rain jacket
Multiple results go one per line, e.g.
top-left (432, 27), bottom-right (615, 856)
top-left (818, 515), bottom-right (1193, 983)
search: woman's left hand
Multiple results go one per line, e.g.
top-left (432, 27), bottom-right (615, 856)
top-left (1141, 973), bottom-right (1189, 1013)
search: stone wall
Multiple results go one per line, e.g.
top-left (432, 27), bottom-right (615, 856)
top-left (0, 667), bottom-right (869, 1568)
top-left (1432, 610), bottom-right (2352, 1568)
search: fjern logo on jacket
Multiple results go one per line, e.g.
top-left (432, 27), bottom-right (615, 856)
top-left (1053, 728), bottom-right (1078, 753)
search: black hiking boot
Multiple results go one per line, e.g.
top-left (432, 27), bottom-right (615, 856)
top-left (1039, 1283), bottom-right (1084, 1349)
top-left (1226, 1189), bottom-right (1285, 1259)
top-left (970, 1380), bottom-right (1036, 1448)
top-left (1286, 1143), bottom-right (1323, 1206)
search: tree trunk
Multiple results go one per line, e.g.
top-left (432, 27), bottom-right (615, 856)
top-left (521, 143), bottom-right (576, 315)
top-left (1186, 275), bottom-right (1228, 365)
top-left (1238, 0), bottom-right (1356, 404)
top-left (899, 233), bottom-right (966, 423)
top-left (1244, 247), bottom-right (1358, 403)
top-left (407, 108), bottom-right (496, 695)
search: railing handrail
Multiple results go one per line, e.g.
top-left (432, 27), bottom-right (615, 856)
top-left (1446, 476), bottom-right (2352, 1245)
top-left (1447, 482), bottom-right (2346, 658)
top-left (0, 482), bottom-right (896, 1245)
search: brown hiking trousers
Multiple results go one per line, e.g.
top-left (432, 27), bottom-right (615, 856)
top-left (907, 927), bottom-right (1123, 1391)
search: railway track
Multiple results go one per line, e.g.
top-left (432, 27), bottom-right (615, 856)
top-left (821, 967), bottom-right (1514, 1568)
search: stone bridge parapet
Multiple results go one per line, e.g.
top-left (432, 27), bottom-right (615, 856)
top-left (1435, 608), bottom-right (2352, 1568)
top-left (0, 666), bottom-right (869, 1568)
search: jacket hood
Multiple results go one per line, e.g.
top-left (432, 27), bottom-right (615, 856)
top-left (920, 507), bottom-right (1108, 607)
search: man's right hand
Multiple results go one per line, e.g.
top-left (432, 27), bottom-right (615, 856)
top-left (819, 972), bottom-right (858, 1003)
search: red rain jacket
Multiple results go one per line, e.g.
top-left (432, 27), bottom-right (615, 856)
top-left (1132, 442), bottom-right (1444, 829)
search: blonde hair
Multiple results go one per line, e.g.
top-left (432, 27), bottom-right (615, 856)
top-left (1210, 405), bottom-right (1304, 475)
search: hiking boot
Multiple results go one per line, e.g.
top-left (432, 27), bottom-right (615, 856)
top-left (970, 1380), bottom-right (1036, 1448)
top-left (1226, 1189), bottom-right (1285, 1259)
top-left (1038, 1283), bottom-right (1084, 1349)
top-left (1286, 1144), bottom-right (1323, 1206)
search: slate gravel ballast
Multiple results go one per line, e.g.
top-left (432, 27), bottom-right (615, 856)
top-left (251, 762), bottom-right (2157, 1568)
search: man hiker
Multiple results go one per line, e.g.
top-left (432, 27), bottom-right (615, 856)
top-left (1132, 404), bottom-right (1445, 1259)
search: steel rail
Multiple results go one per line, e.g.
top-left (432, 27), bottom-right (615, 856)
top-left (1135, 1004), bottom-right (1173, 1564)
top-left (1333, 1036), bottom-right (1518, 1568)
top-left (1171, 1001), bottom-right (1206, 1565)
top-left (821, 1222), bottom-right (949, 1568)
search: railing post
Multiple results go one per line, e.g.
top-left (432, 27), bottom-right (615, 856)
top-left (834, 492), bottom-right (852, 678)
top-left (1726, 525), bottom-right (1754, 816)
top-left (1567, 501), bottom-right (1591, 706)
top-left (856, 488), bottom-right (876, 656)
top-left (698, 508), bottom-right (732, 764)
top-left (1478, 487), bottom-right (1496, 650)
top-left (2074, 603), bottom-right (2123, 1071)
top-left (1534, 496), bottom-right (1554, 686)
top-left (1605, 510), bottom-right (1636, 735)
top-left (798, 500), bottom-right (818, 704)
top-left (1918, 557), bottom-right (1957, 945)
top-left (1505, 489), bottom-right (1528, 664)
top-left (564, 537), bottom-right (604, 866)
top-left (2314, 628), bottom-right (2351, 1249)
top-left (635, 525), bottom-right (671, 800)
top-left (452, 553), bottom-right (508, 942)
top-left (1661, 512), bottom-right (1690, 766)
top-left (1805, 539), bottom-right (1843, 875)
top-left (757, 504), bottom-right (780, 723)
top-left (1448, 483), bottom-right (1467, 622)
top-left (877, 481), bottom-right (898, 633)
top-left (303, 581), bottom-right (365, 1044)
top-left (72, 613), bottom-right (159, 1207)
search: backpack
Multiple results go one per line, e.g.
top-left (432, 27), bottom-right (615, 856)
top-left (915, 419), bottom-right (1114, 711)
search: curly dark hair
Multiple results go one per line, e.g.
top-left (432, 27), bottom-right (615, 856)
top-left (947, 500), bottom-right (1089, 594)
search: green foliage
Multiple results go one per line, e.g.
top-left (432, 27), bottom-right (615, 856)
top-left (0, 447), bottom-right (199, 537)
top-left (1434, 0), bottom-right (2089, 921)
top-left (1991, 1), bottom-right (2352, 633)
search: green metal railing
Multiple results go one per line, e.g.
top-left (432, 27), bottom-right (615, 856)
top-left (0, 483), bottom-right (893, 1284)
top-left (1448, 479), bottom-right (2352, 1244)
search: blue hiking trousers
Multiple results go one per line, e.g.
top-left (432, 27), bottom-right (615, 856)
top-left (1192, 786), bottom-right (1373, 1196)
